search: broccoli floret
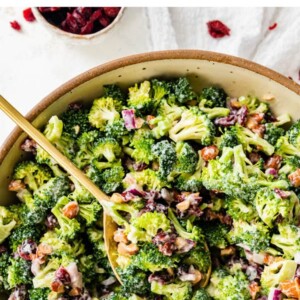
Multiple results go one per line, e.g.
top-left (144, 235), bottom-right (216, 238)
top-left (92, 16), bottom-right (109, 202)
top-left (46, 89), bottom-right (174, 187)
top-left (168, 208), bottom-right (204, 242)
top-left (199, 87), bottom-right (227, 108)
top-left (184, 244), bottom-right (211, 273)
top-left (127, 80), bottom-right (155, 113)
top-left (169, 107), bottom-right (215, 145)
top-left (150, 100), bottom-right (185, 139)
top-left (103, 84), bottom-right (126, 108)
top-left (51, 196), bottom-right (81, 240)
top-left (0, 206), bottom-right (17, 243)
top-left (33, 176), bottom-right (71, 210)
top-left (13, 161), bottom-right (52, 192)
top-left (287, 119), bottom-right (300, 148)
top-left (87, 226), bottom-right (106, 259)
top-left (174, 142), bottom-right (198, 174)
top-left (61, 105), bottom-right (92, 138)
top-left (219, 128), bottom-right (239, 149)
top-left (40, 231), bottom-right (85, 258)
top-left (199, 104), bottom-right (230, 119)
top-left (192, 288), bottom-right (212, 300)
top-left (117, 265), bottom-right (150, 295)
top-left (230, 124), bottom-right (274, 155)
top-left (264, 123), bottom-right (285, 146)
top-left (276, 136), bottom-right (300, 158)
top-left (261, 260), bottom-right (297, 293)
top-left (255, 188), bottom-right (300, 227)
top-left (35, 146), bottom-right (65, 177)
top-left (175, 153), bottom-right (203, 192)
top-left (94, 137), bottom-right (122, 162)
top-left (151, 280), bottom-right (192, 300)
top-left (128, 211), bottom-right (171, 243)
top-left (202, 145), bottom-right (287, 202)
top-left (88, 160), bottom-right (125, 194)
top-left (151, 78), bottom-right (171, 102)
top-left (105, 119), bottom-right (130, 142)
top-left (152, 140), bottom-right (177, 179)
top-left (28, 287), bottom-right (50, 300)
top-left (228, 220), bottom-right (270, 253)
top-left (123, 169), bottom-right (169, 191)
top-left (204, 222), bottom-right (229, 249)
top-left (9, 224), bottom-right (42, 252)
top-left (74, 130), bottom-right (102, 168)
top-left (43, 116), bottom-right (76, 159)
top-left (225, 197), bottom-right (257, 222)
top-left (131, 243), bottom-right (179, 272)
top-left (7, 257), bottom-right (32, 288)
top-left (102, 201), bottom-right (139, 227)
top-left (170, 77), bottom-right (196, 104)
top-left (14, 190), bottom-right (47, 225)
top-left (207, 269), bottom-right (251, 300)
top-left (271, 224), bottom-right (300, 259)
top-left (0, 252), bottom-right (10, 292)
top-left (88, 97), bottom-right (120, 130)
top-left (77, 200), bottom-right (102, 226)
top-left (201, 147), bottom-right (255, 202)
top-left (236, 95), bottom-right (269, 113)
top-left (32, 257), bottom-right (61, 288)
top-left (129, 128), bottom-right (155, 164)
top-left (68, 176), bottom-right (94, 203)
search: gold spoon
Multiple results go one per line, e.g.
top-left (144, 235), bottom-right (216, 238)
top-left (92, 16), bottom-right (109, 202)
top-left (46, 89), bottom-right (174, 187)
top-left (0, 95), bottom-right (122, 284)
top-left (0, 96), bottom-right (212, 289)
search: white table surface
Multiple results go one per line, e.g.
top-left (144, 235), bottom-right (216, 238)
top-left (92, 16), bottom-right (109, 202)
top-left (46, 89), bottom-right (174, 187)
top-left (0, 7), bottom-right (299, 146)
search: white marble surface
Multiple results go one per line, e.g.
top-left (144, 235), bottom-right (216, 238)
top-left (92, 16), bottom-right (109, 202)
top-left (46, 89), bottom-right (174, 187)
top-left (0, 7), bottom-right (299, 145)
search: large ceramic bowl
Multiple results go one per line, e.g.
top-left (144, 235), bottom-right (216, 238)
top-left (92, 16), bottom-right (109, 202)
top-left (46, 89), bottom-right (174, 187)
top-left (1, 50), bottom-right (300, 204)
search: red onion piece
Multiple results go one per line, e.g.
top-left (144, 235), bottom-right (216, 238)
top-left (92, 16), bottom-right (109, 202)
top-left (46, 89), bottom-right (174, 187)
top-left (122, 109), bottom-right (137, 130)
top-left (267, 288), bottom-right (282, 300)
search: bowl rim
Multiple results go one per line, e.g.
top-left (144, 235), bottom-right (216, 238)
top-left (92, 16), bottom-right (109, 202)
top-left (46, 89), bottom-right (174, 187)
top-left (1, 49), bottom-right (300, 164)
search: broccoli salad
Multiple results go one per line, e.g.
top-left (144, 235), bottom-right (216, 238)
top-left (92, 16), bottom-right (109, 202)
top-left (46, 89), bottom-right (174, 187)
top-left (1, 77), bottom-right (300, 300)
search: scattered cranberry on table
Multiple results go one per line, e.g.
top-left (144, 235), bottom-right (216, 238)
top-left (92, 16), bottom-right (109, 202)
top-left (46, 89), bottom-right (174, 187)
top-left (37, 7), bottom-right (122, 35)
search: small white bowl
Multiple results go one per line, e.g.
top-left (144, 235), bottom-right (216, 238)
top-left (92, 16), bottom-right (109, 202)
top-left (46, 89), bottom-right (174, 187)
top-left (32, 7), bottom-right (125, 45)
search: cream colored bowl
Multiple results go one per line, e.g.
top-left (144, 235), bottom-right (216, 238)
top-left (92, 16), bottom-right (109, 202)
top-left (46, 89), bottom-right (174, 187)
top-left (0, 50), bottom-right (299, 297)
top-left (1, 49), bottom-right (300, 202)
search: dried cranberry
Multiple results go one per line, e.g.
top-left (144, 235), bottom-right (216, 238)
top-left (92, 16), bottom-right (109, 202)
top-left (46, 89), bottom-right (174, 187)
top-left (38, 7), bottom-right (61, 13)
top-left (18, 239), bottom-right (37, 261)
top-left (55, 266), bottom-right (71, 285)
top-left (103, 7), bottom-right (121, 18)
top-left (8, 285), bottom-right (27, 300)
top-left (0, 245), bottom-right (7, 254)
top-left (148, 271), bottom-right (173, 285)
top-left (236, 106), bottom-right (248, 125)
top-left (10, 20), bottom-right (21, 31)
top-left (215, 115), bottom-right (236, 126)
top-left (68, 102), bottom-right (83, 110)
top-left (64, 12), bottom-right (80, 34)
top-left (90, 9), bottom-right (103, 22)
top-left (268, 23), bottom-right (277, 30)
top-left (72, 9), bottom-right (87, 27)
top-left (20, 138), bottom-right (37, 153)
top-left (133, 162), bottom-right (148, 171)
top-left (99, 16), bottom-right (111, 28)
top-left (23, 8), bottom-right (35, 22)
top-left (207, 20), bottom-right (230, 38)
top-left (153, 230), bottom-right (177, 256)
top-left (45, 213), bottom-right (59, 230)
top-left (81, 21), bottom-right (94, 34)
top-left (248, 152), bottom-right (261, 164)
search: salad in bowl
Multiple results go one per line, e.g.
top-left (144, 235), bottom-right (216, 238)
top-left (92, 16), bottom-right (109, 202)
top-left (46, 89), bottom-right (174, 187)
top-left (1, 76), bottom-right (300, 300)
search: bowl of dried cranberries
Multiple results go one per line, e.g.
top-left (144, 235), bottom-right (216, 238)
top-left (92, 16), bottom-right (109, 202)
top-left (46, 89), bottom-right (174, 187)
top-left (32, 7), bottom-right (124, 43)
